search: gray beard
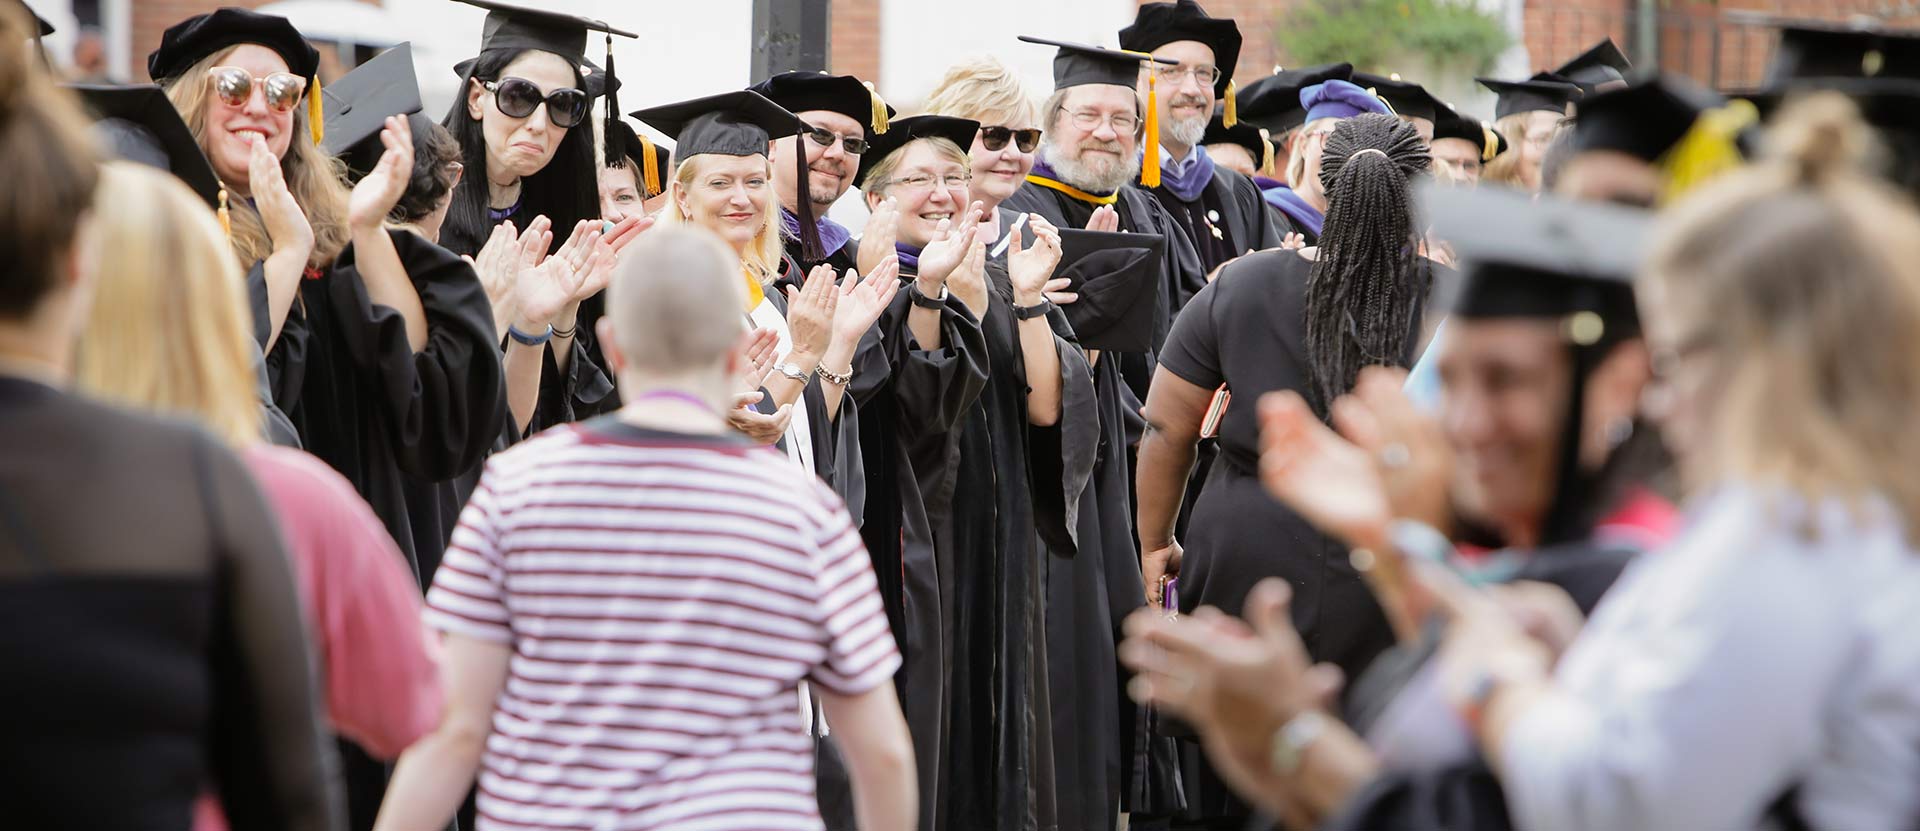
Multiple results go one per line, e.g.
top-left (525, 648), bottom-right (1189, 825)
top-left (1042, 142), bottom-right (1142, 194)
top-left (1166, 115), bottom-right (1207, 149)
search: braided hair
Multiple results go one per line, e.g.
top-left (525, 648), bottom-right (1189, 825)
top-left (1302, 113), bottom-right (1431, 410)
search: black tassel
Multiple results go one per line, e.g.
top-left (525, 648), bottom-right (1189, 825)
top-left (795, 132), bottom-right (824, 262)
top-left (602, 31), bottom-right (621, 167)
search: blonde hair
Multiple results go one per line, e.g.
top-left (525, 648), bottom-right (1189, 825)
top-left (922, 56), bottom-right (1040, 126)
top-left (1645, 92), bottom-right (1920, 542)
top-left (75, 163), bottom-right (262, 446)
top-left (654, 154), bottom-right (784, 285)
top-left (861, 137), bottom-right (971, 200)
top-left (164, 46), bottom-right (351, 270)
top-left (1483, 112), bottom-right (1551, 190)
top-left (1286, 117), bottom-right (1335, 191)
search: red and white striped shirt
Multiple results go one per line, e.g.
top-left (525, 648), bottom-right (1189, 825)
top-left (425, 421), bottom-right (900, 831)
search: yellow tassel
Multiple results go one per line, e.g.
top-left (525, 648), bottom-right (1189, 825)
top-left (1480, 121), bottom-right (1499, 163)
top-left (638, 132), bottom-right (661, 197)
top-left (1655, 99), bottom-right (1756, 204)
top-left (865, 81), bottom-right (889, 135)
top-left (1259, 127), bottom-right (1274, 174)
top-left (307, 76), bottom-right (323, 147)
top-left (1223, 78), bottom-right (1237, 128)
top-left (1142, 72), bottom-right (1161, 188)
top-left (742, 267), bottom-right (765, 311)
top-left (218, 185), bottom-right (231, 238)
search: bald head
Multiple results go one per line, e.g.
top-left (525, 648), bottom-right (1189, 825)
top-left (602, 226), bottom-right (746, 380)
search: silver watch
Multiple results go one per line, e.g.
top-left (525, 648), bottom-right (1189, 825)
top-left (1269, 711), bottom-right (1330, 776)
top-left (774, 362), bottom-right (813, 383)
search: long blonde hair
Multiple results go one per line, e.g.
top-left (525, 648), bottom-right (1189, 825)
top-left (1646, 92), bottom-right (1920, 541)
top-left (164, 46), bottom-right (351, 270)
top-left (654, 154), bottom-right (785, 285)
top-left (75, 163), bottom-right (262, 446)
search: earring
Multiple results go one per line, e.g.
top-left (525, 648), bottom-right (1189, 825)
top-left (1605, 416), bottom-right (1634, 449)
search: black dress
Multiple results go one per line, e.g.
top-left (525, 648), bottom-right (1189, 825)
top-left (0, 376), bottom-right (340, 830)
top-left (1156, 248), bottom-right (1418, 824)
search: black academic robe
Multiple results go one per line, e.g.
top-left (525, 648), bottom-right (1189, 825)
top-left (1147, 167), bottom-right (1285, 274)
top-left (779, 232), bottom-right (860, 294)
top-left (847, 270), bottom-right (988, 831)
top-left (998, 180), bottom-right (1200, 827)
top-left (256, 229), bottom-right (505, 581)
top-left (942, 261), bottom-right (1099, 831)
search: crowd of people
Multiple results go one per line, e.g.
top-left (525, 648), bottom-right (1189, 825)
top-left (4, 0), bottom-right (1920, 828)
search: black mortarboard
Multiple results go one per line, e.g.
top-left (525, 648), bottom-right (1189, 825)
top-left (1055, 228), bottom-right (1167, 352)
top-left (1235, 63), bottom-right (1353, 135)
top-left (1118, 0), bottom-right (1243, 107)
top-left (450, 0), bottom-right (638, 168)
top-left (605, 119), bottom-right (670, 198)
top-left (1430, 103), bottom-right (1508, 162)
top-left (748, 71), bottom-right (894, 138)
top-left (147, 7), bottom-right (319, 84)
top-left (1019, 34), bottom-right (1178, 91)
top-left (631, 90), bottom-right (797, 159)
top-left (1420, 180), bottom-right (1643, 325)
top-left (1477, 76), bottom-right (1582, 119)
top-left (1353, 72), bottom-right (1444, 122)
top-left (70, 84), bottom-right (222, 208)
top-left (1554, 38), bottom-right (1632, 93)
top-left (1566, 74), bottom-right (1714, 164)
top-left (855, 115), bottom-right (980, 190)
top-left (1766, 21), bottom-right (1920, 84)
top-left (320, 43), bottom-right (422, 162)
top-left (1202, 103), bottom-right (1272, 171)
top-left (452, 54), bottom-right (618, 97)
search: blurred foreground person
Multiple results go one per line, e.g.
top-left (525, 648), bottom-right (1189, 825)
top-left (375, 227), bottom-right (916, 831)
top-left (0, 6), bottom-right (340, 827)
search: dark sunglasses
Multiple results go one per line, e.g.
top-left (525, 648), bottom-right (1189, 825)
top-left (482, 77), bottom-right (590, 128)
top-left (980, 126), bottom-right (1041, 153)
top-left (802, 124), bottom-right (869, 156)
top-left (207, 66), bottom-right (306, 113)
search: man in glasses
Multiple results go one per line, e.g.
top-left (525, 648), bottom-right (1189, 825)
top-left (1119, 0), bottom-right (1283, 278)
top-left (750, 71), bottom-right (896, 283)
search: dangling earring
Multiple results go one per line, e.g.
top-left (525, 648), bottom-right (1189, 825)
top-left (1605, 416), bottom-right (1634, 449)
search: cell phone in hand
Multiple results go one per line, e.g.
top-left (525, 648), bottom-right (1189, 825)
top-left (1161, 576), bottom-right (1179, 619)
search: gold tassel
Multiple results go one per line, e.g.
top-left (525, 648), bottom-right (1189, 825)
top-left (307, 76), bottom-right (323, 147)
top-left (1223, 78), bottom-right (1237, 127)
top-left (1259, 127), bottom-right (1274, 174)
top-left (1480, 121), bottom-right (1499, 163)
top-left (1655, 99), bottom-right (1756, 204)
top-left (865, 81), bottom-right (889, 134)
top-left (218, 184), bottom-right (231, 238)
top-left (638, 132), bottom-right (661, 197)
top-left (1142, 72), bottom-right (1161, 188)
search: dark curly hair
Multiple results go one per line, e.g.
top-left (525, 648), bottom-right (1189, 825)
top-left (1302, 112), bottom-right (1432, 409)
top-left (389, 115), bottom-right (462, 225)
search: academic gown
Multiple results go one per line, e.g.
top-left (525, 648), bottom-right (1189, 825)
top-left (845, 268), bottom-right (988, 831)
top-left (779, 233), bottom-right (860, 294)
top-left (998, 179), bottom-right (1199, 828)
top-left (941, 261), bottom-right (1099, 831)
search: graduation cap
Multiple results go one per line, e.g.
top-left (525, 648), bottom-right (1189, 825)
top-left (1202, 103), bottom-right (1273, 172)
top-left (605, 119), bottom-right (669, 198)
top-left (1566, 74), bottom-right (1714, 164)
top-left (1477, 76), bottom-right (1582, 119)
top-left (1352, 72), bottom-right (1444, 122)
top-left (1430, 103), bottom-right (1508, 163)
top-left (1235, 62), bottom-right (1354, 134)
top-left (1765, 21), bottom-right (1920, 84)
top-left (449, 0), bottom-right (638, 168)
top-left (1054, 228), bottom-right (1168, 352)
top-left (1300, 79), bottom-right (1391, 123)
top-left (147, 8), bottom-right (323, 145)
top-left (1019, 35), bottom-right (1179, 187)
top-left (1118, 0), bottom-right (1244, 124)
top-left (1555, 38), bottom-right (1632, 93)
top-left (748, 71), bottom-right (894, 138)
top-left (855, 115), bottom-right (980, 190)
top-left (319, 43), bottom-right (422, 169)
top-left (633, 90), bottom-right (819, 252)
top-left (70, 84), bottom-right (223, 208)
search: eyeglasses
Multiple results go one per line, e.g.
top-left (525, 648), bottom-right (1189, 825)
top-left (1151, 64), bottom-right (1222, 86)
top-left (1058, 108), bottom-right (1140, 134)
top-left (801, 124), bottom-right (869, 156)
top-left (979, 126), bottom-right (1041, 153)
top-left (206, 67), bottom-right (307, 113)
top-left (481, 77), bottom-right (589, 128)
top-left (887, 173), bottom-right (971, 192)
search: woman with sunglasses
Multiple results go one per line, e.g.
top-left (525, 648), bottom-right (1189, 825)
top-left (921, 58), bottom-right (1049, 255)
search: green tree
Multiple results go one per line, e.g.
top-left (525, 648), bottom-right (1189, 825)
top-left (1278, 0), bottom-right (1509, 76)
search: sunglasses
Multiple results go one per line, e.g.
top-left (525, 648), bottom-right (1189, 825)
top-left (802, 124), bottom-right (869, 156)
top-left (980, 126), bottom-right (1041, 153)
top-left (482, 77), bottom-right (590, 128)
top-left (206, 66), bottom-right (307, 113)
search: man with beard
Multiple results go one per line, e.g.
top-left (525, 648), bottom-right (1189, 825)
top-left (1001, 34), bottom-right (1207, 831)
top-left (1120, 0), bottom-right (1283, 274)
top-left (751, 71), bottom-right (897, 283)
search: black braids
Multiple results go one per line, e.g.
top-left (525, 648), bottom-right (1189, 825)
top-left (1302, 113), bottom-right (1431, 411)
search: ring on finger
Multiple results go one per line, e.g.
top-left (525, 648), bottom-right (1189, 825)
top-left (1379, 442), bottom-right (1412, 469)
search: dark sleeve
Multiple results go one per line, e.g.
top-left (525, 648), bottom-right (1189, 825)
top-left (1144, 195), bottom-right (1210, 330)
top-left (526, 337), bottom-right (618, 435)
top-left (199, 436), bottom-right (343, 831)
top-left (245, 260), bottom-right (271, 349)
top-left (1029, 305), bottom-right (1098, 554)
top-left (1157, 276), bottom-right (1226, 389)
top-left (848, 317), bottom-right (895, 408)
top-left (324, 229), bottom-right (508, 478)
top-left (1238, 174), bottom-right (1286, 253)
top-left (890, 291), bottom-right (990, 438)
top-left (250, 335), bottom-right (302, 448)
top-left (808, 380), bottom-right (867, 523)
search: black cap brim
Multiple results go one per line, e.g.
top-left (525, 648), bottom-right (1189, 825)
top-left (1353, 72), bottom-right (1442, 122)
top-left (1055, 228), bottom-right (1166, 352)
top-left (70, 83), bottom-right (222, 208)
top-left (1431, 103), bottom-right (1508, 160)
top-left (452, 0), bottom-right (635, 64)
top-left (320, 43), bottom-right (422, 157)
top-left (1566, 75), bottom-right (1714, 164)
top-left (1555, 38), bottom-right (1632, 92)
top-left (1478, 76), bottom-right (1582, 119)
top-left (748, 72), bottom-right (895, 137)
top-left (855, 115), bottom-right (979, 189)
top-left (630, 89), bottom-right (798, 160)
top-left (1235, 62), bottom-right (1353, 133)
top-left (1019, 35), bottom-right (1177, 90)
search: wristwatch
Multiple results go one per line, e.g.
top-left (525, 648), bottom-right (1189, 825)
top-left (1012, 298), bottom-right (1053, 320)
top-left (774, 362), bottom-right (813, 383)
top-left (507, 323), bottom-right (554, 346)
top-left (1269, 710), bottom-right (1330, 776)
top-left (817, 364), bottom-right (855, 387)
top-left (909, 280), bottom-right (948, 309)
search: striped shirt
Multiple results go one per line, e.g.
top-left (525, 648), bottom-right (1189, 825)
top-left (426, 420), bottom-right (900, 831)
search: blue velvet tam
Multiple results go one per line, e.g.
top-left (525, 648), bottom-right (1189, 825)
top-left (1299, 79), bottom-right (1390, 123)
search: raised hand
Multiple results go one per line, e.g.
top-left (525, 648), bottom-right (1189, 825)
top-left (857, 197), bottom-right (900, 276)
top-left (783, 263), bottom-right (841, 360)
top-left (346, 115), bottom-right (415, 232)
top-left (1331, 367), bottom-right (1454, 531)
top-left (515, 219), bottom-right (606, 329)
top-left (250, 136), bottom-right (313, 256)
top-left (1280, 231), bottom-right (1306, 251)
top-left (833, 257), bottom-right (900, 348)
top-left (736, 327), bottom-right (780, 393)
top-left (464, 220), bottom-right (525, 337)
top-left (1085, 204), bottom-right (1120, 233)
top-left (948, 237), bottom-right (990, 317)
top-left (914, 201), bottom-right (985, 288)
top-left (1006, 213), bottom-right (1063, 304)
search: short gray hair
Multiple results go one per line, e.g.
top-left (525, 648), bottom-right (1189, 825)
top-left (605, 226), bottom-right (746, 374)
